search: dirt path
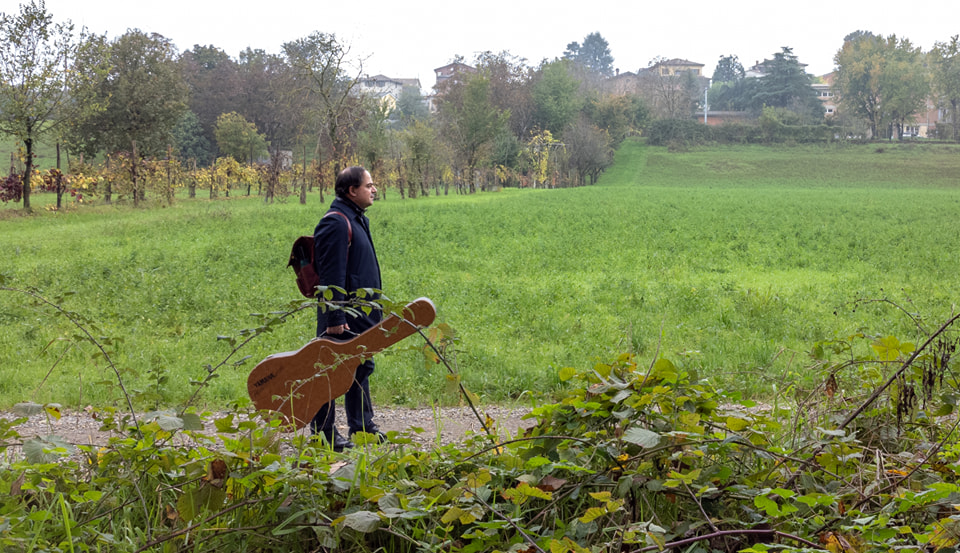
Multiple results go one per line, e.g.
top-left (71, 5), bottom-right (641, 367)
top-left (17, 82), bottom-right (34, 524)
top-left (1, 404), bottom-right (535, 457)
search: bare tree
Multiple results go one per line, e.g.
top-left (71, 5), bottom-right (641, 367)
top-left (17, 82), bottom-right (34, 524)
top-left (283, 32), bottom-right (364, 190)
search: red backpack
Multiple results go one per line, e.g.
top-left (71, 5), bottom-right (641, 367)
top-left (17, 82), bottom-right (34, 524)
top-left (288, 211), bottom-right (352, 298)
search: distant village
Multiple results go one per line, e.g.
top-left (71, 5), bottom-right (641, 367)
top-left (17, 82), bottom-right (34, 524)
top-left (360, 55), bottom-right (942, 140)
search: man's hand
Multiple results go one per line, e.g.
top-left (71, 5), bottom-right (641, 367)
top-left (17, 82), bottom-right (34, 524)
top-left (326, 324), bottom-right (350, 335)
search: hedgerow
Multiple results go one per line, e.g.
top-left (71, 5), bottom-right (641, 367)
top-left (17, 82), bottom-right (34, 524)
top-left (2, 283), bottom-right (959, 552)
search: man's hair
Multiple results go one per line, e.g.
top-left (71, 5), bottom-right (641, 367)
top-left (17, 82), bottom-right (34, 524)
top-left (335, 166), bottom-right (367, 198)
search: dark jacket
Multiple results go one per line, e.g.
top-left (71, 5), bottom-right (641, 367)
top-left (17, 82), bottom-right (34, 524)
top-left (314, 197), bottom-right (382, 335)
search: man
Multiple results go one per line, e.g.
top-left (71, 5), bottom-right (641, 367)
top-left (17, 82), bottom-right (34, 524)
top-left (310, 166), bottom-right (384, 451)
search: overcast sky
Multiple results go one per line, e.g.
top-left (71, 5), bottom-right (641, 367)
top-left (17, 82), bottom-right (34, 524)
top-left (28, 0), bottom-right (960, 90)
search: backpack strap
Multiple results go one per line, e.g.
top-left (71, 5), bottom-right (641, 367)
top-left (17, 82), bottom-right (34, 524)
top-left (323, 210), bottom-right (352, 246)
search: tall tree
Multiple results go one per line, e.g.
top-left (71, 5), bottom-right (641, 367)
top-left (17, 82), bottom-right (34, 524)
top-left (72, 29), bottom-right (189, 158)
top-left (749, 47), bottom-right (822, 120)
top-left (401, 119), bottom-right (439, 197)
top-left (564, 32), bottom-right (614, 77)
top-left (179, 45), bottom-right (240, 154)
top-left (532, 59), bottom-right (584, 136)
top-left (283, 32), bottom-right (363, 185)
top-left (172, 110), bottom-right (213, 166)
top-left (0, 0), bottom-right (107, 210)
top-left (435, 72), bottom-right (509, 192)
top-left (237, 48), bottom-right (298, 155)
top-left (712, 55), bottom-right (745, 83)
top-left (834, 33), bottom-right (928, 138)
top-left (930, 36), bottom-right (960, 141)
top-left (476, 50), bottom-right (535, 137)
top-left (395, 85), bottom-right (429, 123)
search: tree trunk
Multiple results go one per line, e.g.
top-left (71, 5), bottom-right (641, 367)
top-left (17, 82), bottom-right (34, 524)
top-left (132, 141), bottom-right (140, 208)
top-left (56, 142), bottom-right (63, 210)
top-left (189, 159), bottom-right (196, 198)
top-left (22, 137), bottom-right (33, 210)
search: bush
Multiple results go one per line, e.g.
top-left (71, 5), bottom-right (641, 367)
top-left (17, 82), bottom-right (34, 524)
top-left (646, 119), bottom-right (711, 146)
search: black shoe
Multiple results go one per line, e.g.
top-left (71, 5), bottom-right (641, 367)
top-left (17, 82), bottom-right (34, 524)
top-left (333, 432), bottom-right (355, 452)
top-left (317, 430), bottom-right (354, 452)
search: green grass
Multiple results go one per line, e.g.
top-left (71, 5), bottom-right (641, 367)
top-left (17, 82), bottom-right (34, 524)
top-left (2, 140), bottom-right (960, 411)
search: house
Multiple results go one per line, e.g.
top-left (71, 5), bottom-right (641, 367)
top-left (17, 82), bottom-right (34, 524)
top-left (603, 69), bottom-right (641, 95)
top-left (428, 62), bottom-right (479, 112)
top-left (356, 74), bottom-right (422, 111)
top-left (641, 58), bottom-right (705, 77)
top-left (434, 62), bottom-right (477, 85)
top-left (811, 83), bottom-right (837, 117)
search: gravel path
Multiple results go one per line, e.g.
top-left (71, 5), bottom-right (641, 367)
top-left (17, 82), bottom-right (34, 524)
top-left (0, 404), bottom-right (535, 459)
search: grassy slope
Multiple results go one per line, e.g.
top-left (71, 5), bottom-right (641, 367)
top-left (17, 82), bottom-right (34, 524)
top-left (1, 141), bottom-right (959, 410)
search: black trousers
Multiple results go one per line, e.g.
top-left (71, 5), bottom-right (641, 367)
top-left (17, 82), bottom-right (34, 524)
top-left (309, 359), bottom-right (376, 437)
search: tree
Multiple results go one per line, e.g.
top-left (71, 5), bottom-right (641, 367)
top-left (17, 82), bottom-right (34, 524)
top-left (638, 57), bottom-right (702, 120)
top-left (585, 94), bottom-right (649, 145)
top-left (749, 47), bottom-right (823, 121)
top-left (395, 85), bottom-right (429, 122)
top-left (930, 36), bottom-right (960, 141)
top-left (712, 55), bottom-right (745, 83)
top-left (179, 45), bottom-right (240, 154)
top-left (532, 59), bottom-right (584, 136)
top-left (476, 50), bottom-right (536, 137)
top-left (834, 34), bottom-right (928, 139)
top-left (357, 99), bottom-right (391, 191)
top-left (564, 32), bottom-right (614, 77)
top-left (172, 111), bottom-right (213, 166)
top-left (71, 29), bottom-right (189, 158)
top-left (214, 112), bottom-right (267, 163)
top-left (401, 119), bottom-right (439, 197)
top-left (283, 32), bottom-right (363, 186)
top-left (435, 72), bottom-right (509, 192)
top-left (0, 0), bottom-right (107, 210)
top-left (565, 117), bottom-right (612, 186)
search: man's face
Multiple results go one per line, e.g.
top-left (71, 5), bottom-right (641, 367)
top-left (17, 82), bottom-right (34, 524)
top-left (348, 170), bottom-right (376, 209)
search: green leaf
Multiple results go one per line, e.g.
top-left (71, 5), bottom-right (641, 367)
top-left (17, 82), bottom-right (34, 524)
top-left (725, 416), bottom-right (750, 431)
top-left (22, 435), bottom-right (75, 464)
top-left (341, 511), bottom-right (381, 533)
top-left (180, 413), bottom-right (203, 431)
top-left (558, 366), bottom-right (578, 381)
top-left (622, 427), bottom-right (660, 448)
top-left (441, 506), bottom-right (464, 524)
top-left (754, 495), bottom-right (780, 516)
top-left (872, 335), bottom-right (908, 361)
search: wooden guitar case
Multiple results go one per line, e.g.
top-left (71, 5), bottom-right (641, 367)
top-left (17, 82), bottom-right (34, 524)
top-left (247, 297), bottom-right (436, 429)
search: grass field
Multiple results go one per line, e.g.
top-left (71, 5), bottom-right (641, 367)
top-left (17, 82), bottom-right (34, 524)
top-left (1, 140), bottom-right (959, 411)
